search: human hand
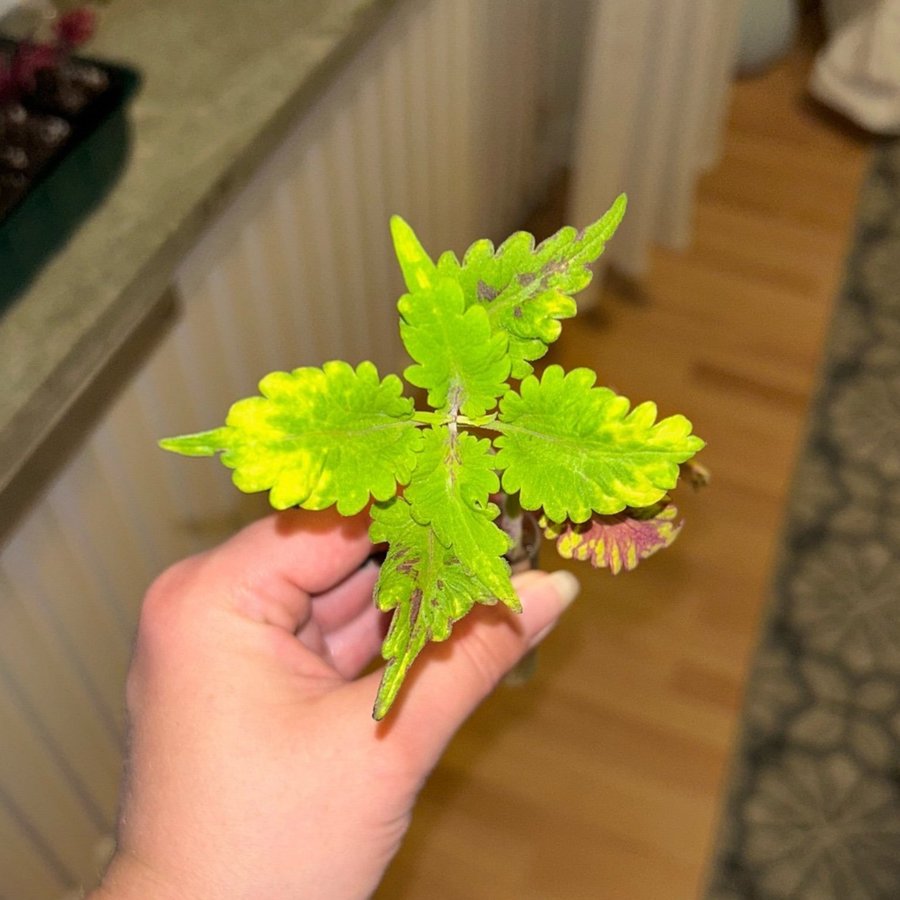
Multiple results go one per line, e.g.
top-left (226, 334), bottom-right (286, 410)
top-left (91, 508), bottom-right (579, 900)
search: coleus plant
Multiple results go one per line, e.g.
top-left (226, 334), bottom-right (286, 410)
top-left (160, 195), bottom-right (704, 719)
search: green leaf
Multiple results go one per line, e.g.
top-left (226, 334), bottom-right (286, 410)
top-left (405, 426), bottom-right (516, 604)
top-left (541, 502), bottom-right (683, 574)
top-left (158, 428), bottom-right (229, 457)
top-left (495, 365), bottom-right (704, 522)
top-left (367, 425), bottom-right (519, 718)
top-left (390, 214), bottom-right (438, 293)
top-left (438, 194), bottom-right (626, 377)
top-left (159, 360), bottom-right (422, 515)
top-left (370, 497), bottom-right (504, 719)
top-left (397, 276), bottom-right (510, 417)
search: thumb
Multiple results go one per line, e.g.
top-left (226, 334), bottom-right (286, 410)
top-left (373, 568), bottom-right (580, 768)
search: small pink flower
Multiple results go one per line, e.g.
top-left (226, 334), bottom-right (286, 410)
top-left (55, 8), bottom-right (96, 48)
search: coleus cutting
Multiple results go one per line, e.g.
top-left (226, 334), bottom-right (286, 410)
top-left (160, 195), bottom-right (705, 718)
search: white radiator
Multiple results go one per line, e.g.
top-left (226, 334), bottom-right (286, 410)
top-left (0, 0), bottom-right (558, 896)
top-left (568, 0), bottom-right (743, 288)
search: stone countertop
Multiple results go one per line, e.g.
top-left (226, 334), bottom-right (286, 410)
top-left (0, 0), bottom-right (397, 498)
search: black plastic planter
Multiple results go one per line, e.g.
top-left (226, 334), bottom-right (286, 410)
top-left (0, 42), bottom-right (139, 308)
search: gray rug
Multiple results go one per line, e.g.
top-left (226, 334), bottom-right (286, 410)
top-left (705, 139), bottom-right (900, 900)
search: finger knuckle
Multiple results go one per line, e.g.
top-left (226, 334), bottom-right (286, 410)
top-left (127, 556), bottom-right (204, 709)
top-left (138, 555), bottom-right (204, 646)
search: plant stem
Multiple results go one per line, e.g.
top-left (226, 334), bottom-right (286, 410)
top-left (412, 410), bottom-right (444, 425)
top-left (411, 409), bottom-right (501, 430)
top-left (457, 413), bottom-right (499, 429)
top-left (500, 495), bottom-right (541, 686)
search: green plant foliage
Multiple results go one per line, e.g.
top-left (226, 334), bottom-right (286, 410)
top-left (161, 196), bottom-right (705, 718)
top-left (435, 193), bottom-right (626, 377)
top-left (370, 496), bottom-right (517, 719)
top-left (398, 278), bottom-right (510, 417)
top-left (404, 427), bottom-right (516, 604)
top-left (159, 360), bottom-right (421, 515)
top-left (495, 365), bottom-right (704, 523)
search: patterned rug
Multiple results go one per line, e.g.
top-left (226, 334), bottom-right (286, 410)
top-left (705, 139), bottom-right (900, 900)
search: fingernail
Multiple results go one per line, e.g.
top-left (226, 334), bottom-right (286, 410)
top-left (546, 569), bottom-right (580, 609)
top-left (527, 570), bottom-right (580, 650)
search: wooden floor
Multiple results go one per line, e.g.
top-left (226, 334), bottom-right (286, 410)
top-left (375, 25), bottom-right (872, 900)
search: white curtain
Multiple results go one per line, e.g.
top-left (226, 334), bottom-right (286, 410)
top-left (567, 0), bottom-right (744, 299)
top-left (812, 0), bottom-right (900, 134)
